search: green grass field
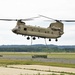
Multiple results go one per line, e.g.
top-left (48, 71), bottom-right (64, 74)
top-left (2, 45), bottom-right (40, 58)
top-left (0, 52), bottom-right (75, 58)
top-left (0, 52), bottom-right (75, 68)
top-left (0, 59), bottom-right (75, 68)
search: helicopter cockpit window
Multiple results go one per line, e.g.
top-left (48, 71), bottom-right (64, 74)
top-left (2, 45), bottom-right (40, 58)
top-left (15, 26), bottom-right (19, 30)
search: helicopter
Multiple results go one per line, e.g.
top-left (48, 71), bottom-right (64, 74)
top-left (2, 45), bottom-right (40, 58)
top-left (0, 15), bottom-right (75, 42)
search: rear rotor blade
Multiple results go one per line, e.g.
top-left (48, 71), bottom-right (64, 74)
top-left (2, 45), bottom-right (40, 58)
top-left (44, 20), bottom-right (75, 22)
top-left (39, 15), bottom-right (75, 22)
top-left (60, 20), bottom-right (75, 22)
top-left (39, 15), bottom-right (59, 22)
top-left (39, 15), bottom-right (54, 20)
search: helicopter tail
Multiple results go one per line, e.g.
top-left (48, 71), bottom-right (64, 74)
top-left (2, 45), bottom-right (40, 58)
top-left (49, 22), bottom-right (64, 35)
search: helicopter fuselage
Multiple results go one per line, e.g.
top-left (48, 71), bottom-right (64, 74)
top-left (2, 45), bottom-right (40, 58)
top-left (12, 20), bottom-right (64, 41)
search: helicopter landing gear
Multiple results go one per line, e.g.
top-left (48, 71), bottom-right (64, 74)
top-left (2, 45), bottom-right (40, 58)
top-left (55, 38), bottom-right (58, 41)
top-left (49, 38), bottom-right (51, 41)
top-left (31, 36), bottom-right (36, 45)
top-left (27, 36), bottom-right (36, 45)
top-left (38, 37), bottom-right (39, 39)
top-left (27, 36), bottom-right (30, 40)
top-left (33, 37), bottom-right (36, 40)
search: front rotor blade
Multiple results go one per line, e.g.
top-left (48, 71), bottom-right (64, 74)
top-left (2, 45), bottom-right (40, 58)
top-left (0, 19), bottom-right (32, 21)
top-left (0, 16), bottom-right (40, 21)
top-left (0, 19), bottom-right (17, 21)
top-left (22, 16), bottom-right (40, 21)
top-left (22, 18), bottom-right (33, 21)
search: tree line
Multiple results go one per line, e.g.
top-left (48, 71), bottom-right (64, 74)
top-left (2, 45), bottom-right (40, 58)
top-left (0, 45), bottom-right (75, 52)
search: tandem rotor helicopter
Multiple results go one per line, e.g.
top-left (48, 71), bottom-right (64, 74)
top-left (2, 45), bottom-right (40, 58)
top-left (0, 15), bottom-right (75, 42)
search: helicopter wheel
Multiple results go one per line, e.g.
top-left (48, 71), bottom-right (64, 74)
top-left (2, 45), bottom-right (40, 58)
top-left (49, 38), bottom-right (51, 41)
top-left (55, 38), bottom-right (58, 42)
top-left (27, 36), bottom-right (30, 40)
top-left (33, 37), bottom-right (36, 40)
top-left (38, 37), bottom-right (39, 39)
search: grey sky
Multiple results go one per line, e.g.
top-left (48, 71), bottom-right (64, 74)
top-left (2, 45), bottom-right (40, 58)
top-left (0, 0), bottom-right (75, 45)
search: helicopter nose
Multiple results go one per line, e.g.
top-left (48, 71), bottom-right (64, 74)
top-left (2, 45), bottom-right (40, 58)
top-left (12, 29), bottom-right (17, 33)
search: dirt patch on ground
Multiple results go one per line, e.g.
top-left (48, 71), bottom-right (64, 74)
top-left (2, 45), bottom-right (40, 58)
top-left (0, 66), bottom-right (58, 75)
top-left (8, 65), bottom-right (75, 73)
top-left (0, 65), bottom-right (75, 75)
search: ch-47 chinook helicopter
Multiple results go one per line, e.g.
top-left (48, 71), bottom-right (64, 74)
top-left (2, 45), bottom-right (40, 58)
top-left (0, 15), bottom-right (75, 42)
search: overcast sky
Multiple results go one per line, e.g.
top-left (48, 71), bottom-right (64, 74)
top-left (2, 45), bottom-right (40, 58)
top-left (0, 0), bottom-right (75, 45)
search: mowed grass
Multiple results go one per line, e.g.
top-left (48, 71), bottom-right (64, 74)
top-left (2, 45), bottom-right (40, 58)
top-left (48, 53), bottom-right (75, 59)
top-left (0, 59), bottom-right (75, 68)
top-left (0, 52), bottom-right (75, 68)
top-left (0, 52), bottom-right (75, 59)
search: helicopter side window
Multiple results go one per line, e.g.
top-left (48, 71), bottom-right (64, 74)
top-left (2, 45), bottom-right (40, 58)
top-left (45, 31), bottom-right (49, 33)
top-left (47, 31), bottom-right (49, 33)
top-left (38, 30), bottom-right (40, 32)
top-left (32, 29), bottom-right (33, 31)
top-left (24, 28), bottom-right (27, 31)
top-left (45, 31), bottom-right (46, 33)
top-left (51, 32), bottom-right (53, 34)
top-left (18, 26), bottom-right (20, 29)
